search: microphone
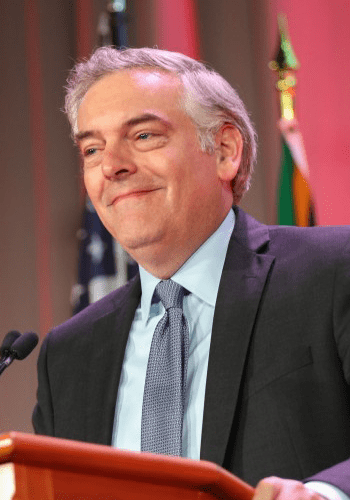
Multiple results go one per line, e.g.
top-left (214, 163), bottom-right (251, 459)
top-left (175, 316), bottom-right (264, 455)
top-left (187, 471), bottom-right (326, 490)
top-left (10, 332), bottom-right (39, 360)
top-left (0, 332), bottom-right (39, 377)
top-left (0, 330), bottom-right (21, 359)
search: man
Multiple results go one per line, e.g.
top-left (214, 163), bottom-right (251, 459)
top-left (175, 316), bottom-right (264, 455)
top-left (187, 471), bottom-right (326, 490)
top-left (33, 47), bottom-right (350, 500)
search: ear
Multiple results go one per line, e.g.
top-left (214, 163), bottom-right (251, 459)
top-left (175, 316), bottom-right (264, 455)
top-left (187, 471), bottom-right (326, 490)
top-left (215, 124), bottom-right (243, 182)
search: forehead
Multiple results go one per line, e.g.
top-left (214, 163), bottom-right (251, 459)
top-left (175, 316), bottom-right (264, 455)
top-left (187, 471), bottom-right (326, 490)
top-left (77, 69), bottom-right (184, 127)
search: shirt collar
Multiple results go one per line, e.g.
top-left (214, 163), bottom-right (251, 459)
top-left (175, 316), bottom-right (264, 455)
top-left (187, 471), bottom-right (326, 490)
top-left (139, 209), bottom-right (235, 323)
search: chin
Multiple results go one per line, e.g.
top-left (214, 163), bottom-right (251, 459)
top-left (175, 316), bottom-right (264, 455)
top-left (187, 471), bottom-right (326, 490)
top-left (116, 230), bottom-right (164, 253)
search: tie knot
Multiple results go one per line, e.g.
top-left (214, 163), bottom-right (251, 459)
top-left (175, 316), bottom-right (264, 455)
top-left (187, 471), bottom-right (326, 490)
top-left (155, 280), bottom-right (185, 310)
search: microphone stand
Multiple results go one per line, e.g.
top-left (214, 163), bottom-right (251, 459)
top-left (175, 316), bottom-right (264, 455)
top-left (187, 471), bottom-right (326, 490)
top-left (0, 352), bottom-right (16, 376)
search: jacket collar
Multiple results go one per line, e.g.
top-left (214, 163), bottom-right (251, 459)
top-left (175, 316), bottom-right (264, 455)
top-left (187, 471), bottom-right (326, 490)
top-left (200, 207), bottom-right (274, 465)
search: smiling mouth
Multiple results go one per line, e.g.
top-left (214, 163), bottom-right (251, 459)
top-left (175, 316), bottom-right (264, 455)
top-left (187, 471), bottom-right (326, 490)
top-left (110, 188), bottom-right (161, 205)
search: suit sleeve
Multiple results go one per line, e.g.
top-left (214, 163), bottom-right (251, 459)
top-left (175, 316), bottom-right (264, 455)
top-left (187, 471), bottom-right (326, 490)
top-left (32, 332), bottom-right (55, 436)
top-left (333, 234), bottom-right (350, 384)
top-left (307, 234), bottom-right (350, 495)
top-left (307, 459), bottom-right (350, 498)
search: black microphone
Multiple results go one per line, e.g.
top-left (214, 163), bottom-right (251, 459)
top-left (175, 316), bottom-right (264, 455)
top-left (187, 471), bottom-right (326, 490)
top-left (0, 330), bottom-right (21, 359)
top-left (10, 332), bottom-right (39, 360)
top-left (0, 332), bottom-right (39, 377)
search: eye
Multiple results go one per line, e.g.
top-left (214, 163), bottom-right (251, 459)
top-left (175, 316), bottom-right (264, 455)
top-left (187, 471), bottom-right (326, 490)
top-left (137, 132), bottom-right (153, 140)
top-left (84, 147), bottom-right (97, 157)
top-left (132, 129), bottom-right (168, 151)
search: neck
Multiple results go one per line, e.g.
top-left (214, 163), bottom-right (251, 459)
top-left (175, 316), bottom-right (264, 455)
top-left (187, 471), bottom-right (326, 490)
top-left (133, 249), bottom-right (193, 279)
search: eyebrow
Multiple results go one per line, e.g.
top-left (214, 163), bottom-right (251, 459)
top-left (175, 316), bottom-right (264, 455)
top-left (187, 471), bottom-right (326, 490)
top-left (125, 113), bottom-right (170, 128)
top-left (74, 113), bottom-right (170, 144)
top-left (74, 130), bottom-right (95, 144)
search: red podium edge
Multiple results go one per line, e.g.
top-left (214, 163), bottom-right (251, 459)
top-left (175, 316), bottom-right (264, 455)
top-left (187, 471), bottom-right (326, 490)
top-left (0, 432), bottom-right (254, 500)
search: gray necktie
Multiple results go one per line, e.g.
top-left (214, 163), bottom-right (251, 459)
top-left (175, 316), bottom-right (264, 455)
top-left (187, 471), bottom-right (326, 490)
top-left (141, 279), bottom-right (189, 456)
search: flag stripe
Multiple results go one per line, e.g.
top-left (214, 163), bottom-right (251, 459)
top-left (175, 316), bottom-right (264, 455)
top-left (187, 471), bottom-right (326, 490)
top-left (293, 167), bottom-right (311, 227)
top-left (278, 139), bottom-right (295, 225)
top-left (278, 137), bottom-right (316, 227)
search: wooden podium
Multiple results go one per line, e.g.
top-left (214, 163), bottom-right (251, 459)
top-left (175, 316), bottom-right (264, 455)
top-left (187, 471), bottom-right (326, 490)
top-left (0, 432), bottom-right (254, 500)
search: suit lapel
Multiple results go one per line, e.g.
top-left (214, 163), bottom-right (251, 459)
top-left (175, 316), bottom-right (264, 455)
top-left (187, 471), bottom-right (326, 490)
top-left (85, 276), bottom-right (141, 445)
top-left (200, 208), bottom-right (275, 465)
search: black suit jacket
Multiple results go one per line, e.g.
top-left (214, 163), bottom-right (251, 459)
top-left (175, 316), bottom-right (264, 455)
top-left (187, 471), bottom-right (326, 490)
top-left (33, 207), bottom-right (350, 490)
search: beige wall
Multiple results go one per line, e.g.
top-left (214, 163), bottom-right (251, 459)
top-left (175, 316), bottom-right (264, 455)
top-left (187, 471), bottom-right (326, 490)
top-left (0, 0), bottom-right (278, 435)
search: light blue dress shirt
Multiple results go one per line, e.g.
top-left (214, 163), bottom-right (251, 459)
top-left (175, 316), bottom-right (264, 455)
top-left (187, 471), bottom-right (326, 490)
top-left (112, 209), bottom-right (235, 458)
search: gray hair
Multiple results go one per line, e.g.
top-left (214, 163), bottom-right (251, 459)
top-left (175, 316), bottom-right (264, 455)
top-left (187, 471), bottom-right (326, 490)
top-left (65, 46), bottom-right (257, 203)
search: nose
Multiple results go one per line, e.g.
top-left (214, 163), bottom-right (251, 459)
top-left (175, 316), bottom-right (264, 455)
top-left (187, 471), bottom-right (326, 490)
top-left (102, 142), bottom-right (137, 180)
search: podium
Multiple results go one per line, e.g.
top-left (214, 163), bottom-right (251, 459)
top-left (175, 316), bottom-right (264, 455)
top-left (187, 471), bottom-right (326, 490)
top-left (0, 432), bottom-right (254, 500)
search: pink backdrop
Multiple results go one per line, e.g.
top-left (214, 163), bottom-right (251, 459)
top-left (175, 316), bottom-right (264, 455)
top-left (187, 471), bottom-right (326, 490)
top-left (269, 0), bottom-right (350, 225)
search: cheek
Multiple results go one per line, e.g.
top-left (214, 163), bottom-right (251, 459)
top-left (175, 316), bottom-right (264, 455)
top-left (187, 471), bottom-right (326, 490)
top-left (84, 170), bottom-right (102, 201)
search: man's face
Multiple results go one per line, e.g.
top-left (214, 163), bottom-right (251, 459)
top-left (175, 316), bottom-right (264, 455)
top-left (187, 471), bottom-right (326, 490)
top-left (76, 69), bottom-right (235, 276)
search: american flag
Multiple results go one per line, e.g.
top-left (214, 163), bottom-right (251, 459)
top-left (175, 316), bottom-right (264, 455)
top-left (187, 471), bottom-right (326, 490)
top-left (71, 198), bottom-right (138, 315)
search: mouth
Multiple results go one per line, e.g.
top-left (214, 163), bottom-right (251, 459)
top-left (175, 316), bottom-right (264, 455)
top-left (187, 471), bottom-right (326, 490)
top-left (109, 188), bottom-right (162, 206)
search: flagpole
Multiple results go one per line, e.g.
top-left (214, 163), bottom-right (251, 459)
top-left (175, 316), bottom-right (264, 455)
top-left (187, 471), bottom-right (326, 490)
top-left (269, 14), bottom-right (299, 122)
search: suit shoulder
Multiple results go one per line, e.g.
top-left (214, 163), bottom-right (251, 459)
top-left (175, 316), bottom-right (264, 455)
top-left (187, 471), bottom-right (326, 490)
top-left (268, 224), bottom-right (350, 255)
top-left (47, 276), bottom-right (140, 345)
top-left (233, 207), bottom-right (350, 257)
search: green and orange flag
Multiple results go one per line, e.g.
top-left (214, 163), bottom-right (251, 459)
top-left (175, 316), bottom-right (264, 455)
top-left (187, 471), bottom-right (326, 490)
top-left (270, 15), bottom-right (316, 226)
